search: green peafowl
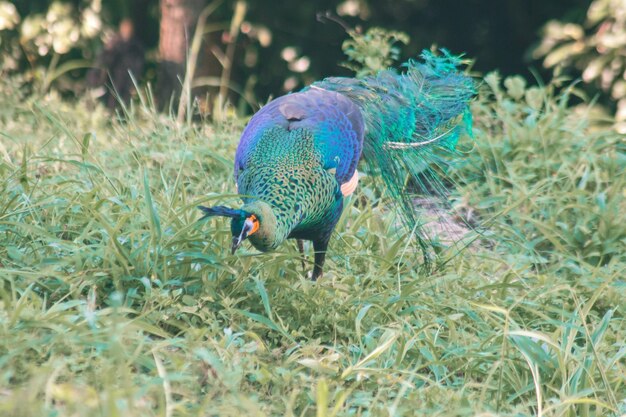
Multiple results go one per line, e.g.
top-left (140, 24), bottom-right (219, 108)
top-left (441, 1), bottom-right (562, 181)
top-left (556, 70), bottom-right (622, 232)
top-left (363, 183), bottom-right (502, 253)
top-left (199, 50), bottom-right (475, 280)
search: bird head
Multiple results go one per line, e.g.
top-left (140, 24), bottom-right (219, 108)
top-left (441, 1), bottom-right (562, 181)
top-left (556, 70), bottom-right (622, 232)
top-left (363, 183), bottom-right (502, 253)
top-left (198, 205), bottom-right (260, 254)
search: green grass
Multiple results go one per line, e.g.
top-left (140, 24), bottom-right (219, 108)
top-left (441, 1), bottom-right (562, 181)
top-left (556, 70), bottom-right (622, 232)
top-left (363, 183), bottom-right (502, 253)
top-left (0, 74), bottom-right (624, 417)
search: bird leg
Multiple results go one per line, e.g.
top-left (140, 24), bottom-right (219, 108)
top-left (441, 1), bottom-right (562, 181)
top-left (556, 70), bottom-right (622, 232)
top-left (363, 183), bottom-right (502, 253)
top-left (296, 239), bottom-right (306, 272)
top-left (311, 239), bottom-right (329, 281)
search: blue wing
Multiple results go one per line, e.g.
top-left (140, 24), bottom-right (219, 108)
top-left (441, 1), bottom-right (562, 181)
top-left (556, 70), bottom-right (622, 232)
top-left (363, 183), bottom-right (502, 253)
top-left (234, 87), bottom-right (364, 186)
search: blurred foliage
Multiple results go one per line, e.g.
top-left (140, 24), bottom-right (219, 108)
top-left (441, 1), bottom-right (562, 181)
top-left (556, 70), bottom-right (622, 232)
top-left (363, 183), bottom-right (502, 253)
top-left (0, 2), bottom-right (19, 31)
top-left (0, 0), bottom-right (106, 93)
top-left (0, 0), bottom-right (105, 66)
top-left (534, 0), bottom-right (626, 132)
top-left (19, 1), bottom-right (102, 55)
top-left (0, 0), bottom-right (598, 112)
top-left (341, 27), bottom-right (408, 77)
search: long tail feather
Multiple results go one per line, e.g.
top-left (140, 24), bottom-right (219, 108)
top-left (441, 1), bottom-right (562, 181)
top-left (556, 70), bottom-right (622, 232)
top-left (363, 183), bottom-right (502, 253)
top-left (312, 49), bottom-right (476, 268)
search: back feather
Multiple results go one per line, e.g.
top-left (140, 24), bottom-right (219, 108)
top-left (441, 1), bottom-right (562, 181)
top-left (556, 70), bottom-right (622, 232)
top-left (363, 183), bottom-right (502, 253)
top-left (312, 49), bottom-right (476, 267)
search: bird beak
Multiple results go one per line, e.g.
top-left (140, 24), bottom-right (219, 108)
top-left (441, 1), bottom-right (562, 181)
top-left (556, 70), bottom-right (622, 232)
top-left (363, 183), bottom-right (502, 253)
top-left (231, 219), bottom-right (250, 254)
top-left (231, 236), bottom-right (243, 254)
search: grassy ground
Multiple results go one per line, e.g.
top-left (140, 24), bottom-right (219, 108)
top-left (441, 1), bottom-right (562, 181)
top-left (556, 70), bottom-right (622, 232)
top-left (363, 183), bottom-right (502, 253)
top-left (0, 75), bottom-right (624, 417)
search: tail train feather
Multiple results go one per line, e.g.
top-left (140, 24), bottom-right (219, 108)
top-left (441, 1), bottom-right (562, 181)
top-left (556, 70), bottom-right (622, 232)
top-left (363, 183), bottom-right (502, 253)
top-left (312, 49), bottom-right (476, 267)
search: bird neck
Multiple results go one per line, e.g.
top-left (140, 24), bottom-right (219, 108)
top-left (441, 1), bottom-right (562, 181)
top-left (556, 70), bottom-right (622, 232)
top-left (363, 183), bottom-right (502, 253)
top-left (242, 201), bottom-right (291, 252)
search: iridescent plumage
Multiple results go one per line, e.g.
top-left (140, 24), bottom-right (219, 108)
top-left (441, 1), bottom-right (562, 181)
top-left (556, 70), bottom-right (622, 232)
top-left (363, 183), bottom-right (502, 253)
top-left (200, 50), bottom-right (475, 280)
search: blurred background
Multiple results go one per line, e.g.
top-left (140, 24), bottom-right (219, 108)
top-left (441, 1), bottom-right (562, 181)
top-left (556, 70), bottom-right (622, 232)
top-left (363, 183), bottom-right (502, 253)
top-left (1, 0), bottom-right (625, 127)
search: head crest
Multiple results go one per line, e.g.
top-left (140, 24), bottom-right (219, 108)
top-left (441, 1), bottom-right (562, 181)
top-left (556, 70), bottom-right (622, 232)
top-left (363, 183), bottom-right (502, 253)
top-left (197, 205), bottom-right (246, 220)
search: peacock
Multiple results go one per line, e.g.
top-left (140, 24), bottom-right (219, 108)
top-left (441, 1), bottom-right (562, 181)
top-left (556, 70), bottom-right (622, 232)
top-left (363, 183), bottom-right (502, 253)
top-left (199, 50), bottom-right (475, 280)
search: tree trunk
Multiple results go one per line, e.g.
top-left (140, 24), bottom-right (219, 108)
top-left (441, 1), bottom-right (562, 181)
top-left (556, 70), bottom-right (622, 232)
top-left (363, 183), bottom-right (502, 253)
top-left (157, 0), bottom-right (206, 109)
